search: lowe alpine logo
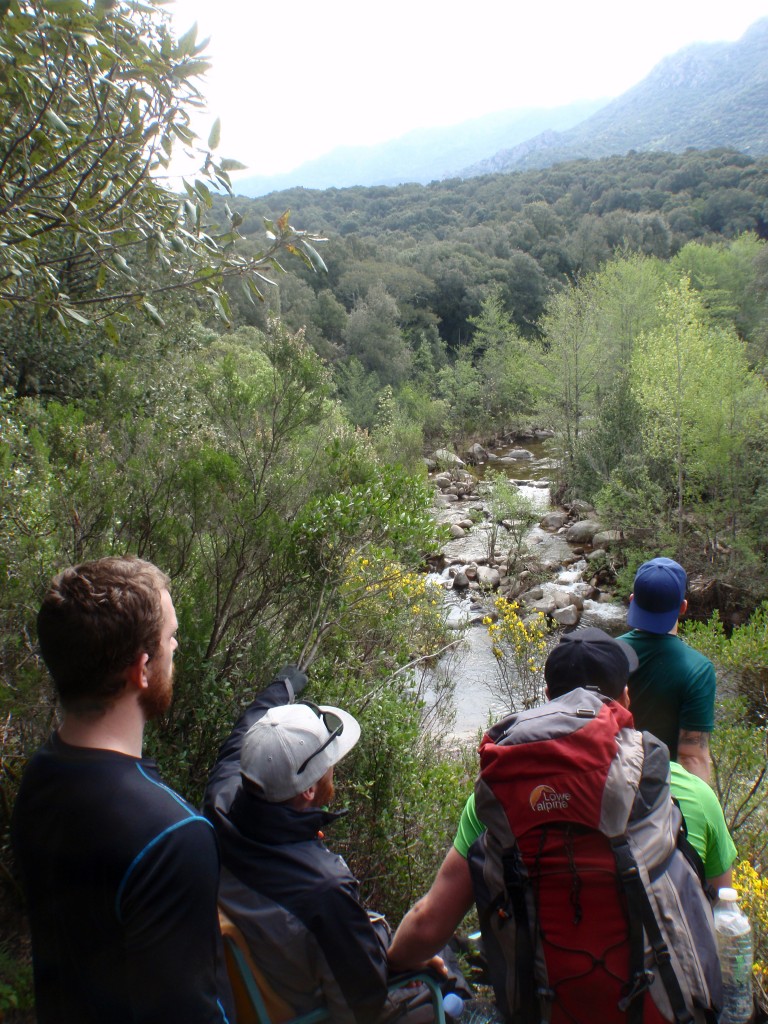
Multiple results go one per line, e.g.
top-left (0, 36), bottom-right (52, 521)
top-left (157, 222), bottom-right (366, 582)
top-left (529, 784), bottom-right (572, 812)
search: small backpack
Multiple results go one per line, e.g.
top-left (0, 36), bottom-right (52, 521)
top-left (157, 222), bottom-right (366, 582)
top-left (467, 688), bottom-right (722, 1024)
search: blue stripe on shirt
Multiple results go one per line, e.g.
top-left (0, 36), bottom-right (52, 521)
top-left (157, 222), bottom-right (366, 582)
top-left (115, 814), bottom-right (213, 921)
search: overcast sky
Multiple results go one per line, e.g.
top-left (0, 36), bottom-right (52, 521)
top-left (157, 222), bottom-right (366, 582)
top-left (167, 1), bottom-right (768, 179)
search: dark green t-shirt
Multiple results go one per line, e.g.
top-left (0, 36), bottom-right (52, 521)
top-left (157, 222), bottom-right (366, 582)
top-left (618, 630), bottom-right (716, 758)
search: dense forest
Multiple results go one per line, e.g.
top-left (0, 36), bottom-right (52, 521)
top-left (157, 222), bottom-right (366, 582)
top-left (221, 148), bottom-right (768, 352)
top-left (2, 1), bottom-right (768, 1018)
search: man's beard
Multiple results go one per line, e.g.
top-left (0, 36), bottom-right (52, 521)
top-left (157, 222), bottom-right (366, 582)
top-left (139, 662), bottom-right (174, 720)
top-left (312, 771), bottom-right (335, 808)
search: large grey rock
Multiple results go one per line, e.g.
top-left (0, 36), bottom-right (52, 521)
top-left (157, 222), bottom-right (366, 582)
top-left (464, 443), bottom-right (488, 464)
top-left (565, 520), bottom-right (602, 544)
top-left (449, 524), bottom-right (466, 539)
top-left (477, 566), bottom-right (501, 589)
top-left (499, 448), bottom-right (534, 461)
top-left (432, 448), bottom-right (465, 467)
top-left (567, 500), bottom-right (594, 516)
top-left (530, 597), bottom-right (556, 615)
top-left (551, 587), bottom-right (584, 611)
top-left (592, 530), bottom-right (624, 549)
top-left (540, 511), bottom-right (568, 530)
top-left (553, 604), bottom-right (580, 626)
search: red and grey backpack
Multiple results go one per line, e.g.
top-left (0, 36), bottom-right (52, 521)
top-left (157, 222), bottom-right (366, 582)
top-left (467, 688), bottom-right (722, 1024)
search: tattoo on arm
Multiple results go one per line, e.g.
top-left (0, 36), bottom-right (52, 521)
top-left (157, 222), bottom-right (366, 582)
top-left (678, 730), bottom-right (711, 750)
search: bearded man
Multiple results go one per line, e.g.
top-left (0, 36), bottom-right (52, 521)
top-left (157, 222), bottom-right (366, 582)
top-left (12, 556), bottom-right (231, 1024)
top-left (204, 671), bottom-right (466, 1023)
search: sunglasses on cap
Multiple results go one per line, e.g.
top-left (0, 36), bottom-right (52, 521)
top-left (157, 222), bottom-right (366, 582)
top-left (296, 700), bottom-right (344, 776)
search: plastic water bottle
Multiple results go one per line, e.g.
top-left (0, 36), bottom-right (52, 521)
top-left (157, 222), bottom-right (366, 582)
top-left (714, 887), bottom-right (753, 1024)
top-left (442, 992), bottom-right (465, 1018)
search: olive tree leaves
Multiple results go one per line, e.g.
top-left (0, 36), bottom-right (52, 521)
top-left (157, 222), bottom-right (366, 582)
top-left (0, 0), bottom-right (326, 332)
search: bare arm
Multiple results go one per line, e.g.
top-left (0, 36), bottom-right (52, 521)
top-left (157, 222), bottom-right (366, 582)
top-left (708, 867), bottom-right (733, 893)
top-left (677, 730), bottom-right (711, 782)
top-left (387, 847), bottom-right (475, 973)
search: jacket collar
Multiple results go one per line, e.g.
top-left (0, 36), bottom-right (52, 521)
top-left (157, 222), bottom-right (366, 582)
top-left (228, 783), bottom-right (346, 844)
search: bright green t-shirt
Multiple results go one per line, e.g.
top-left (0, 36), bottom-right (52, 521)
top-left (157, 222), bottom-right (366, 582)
top-left (454, 761), bottom-right (736, 880)
top-left (668, 761), bottom-right (737, 879)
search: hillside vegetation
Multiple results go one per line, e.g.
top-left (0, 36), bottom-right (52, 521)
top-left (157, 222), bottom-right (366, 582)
top-left (3, 2), bottom-right (768, 1016)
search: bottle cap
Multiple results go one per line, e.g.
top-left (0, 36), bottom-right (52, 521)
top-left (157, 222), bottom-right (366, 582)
top-left (443, 992), bottom-right (465, 1018)
top-left (718, 887), bottom-right (739, 901)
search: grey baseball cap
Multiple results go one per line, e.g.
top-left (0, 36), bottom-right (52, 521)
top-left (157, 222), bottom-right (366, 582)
top-left (240, 701), bottom-right (361, 802)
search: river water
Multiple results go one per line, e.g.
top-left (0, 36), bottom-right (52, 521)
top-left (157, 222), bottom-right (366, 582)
top-left (426, 439), bottom-right (627, 739)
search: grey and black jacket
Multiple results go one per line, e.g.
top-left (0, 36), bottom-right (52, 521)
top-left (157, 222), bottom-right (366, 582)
top-left (203, 679), bottom-right (389, 1024)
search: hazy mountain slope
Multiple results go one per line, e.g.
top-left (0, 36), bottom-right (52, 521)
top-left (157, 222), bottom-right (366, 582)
top-left (463, 18), bottom-right (768, 176)
top-left (233, 99), bottom-right (607, 197)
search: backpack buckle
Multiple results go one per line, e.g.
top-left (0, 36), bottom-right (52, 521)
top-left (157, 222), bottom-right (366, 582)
top-left (618, 969), bottom-right (655, 1010)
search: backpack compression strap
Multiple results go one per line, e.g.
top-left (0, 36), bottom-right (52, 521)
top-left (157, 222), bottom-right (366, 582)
top-left (611, 837), bottom-right (695, 1024)
top-left (502, 848), bottom-right (550, 1023)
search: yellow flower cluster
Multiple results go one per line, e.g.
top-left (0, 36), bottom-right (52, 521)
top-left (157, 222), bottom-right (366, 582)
top-left (733, 860), bottom-right (768, 989)
top-left (341, 554), bottom-right (447, 655)
top-left (485, 598), bottom-right (549, 672)
top-left (483, 597), bottom-right (553, 710)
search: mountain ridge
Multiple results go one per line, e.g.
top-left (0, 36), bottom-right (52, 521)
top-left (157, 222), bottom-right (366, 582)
top-left (233, 99), bottom-right (608, 197)
top-left (462, 18), bottom-right (768, 176)
top-left (234, 17), bottom-right (768, 198)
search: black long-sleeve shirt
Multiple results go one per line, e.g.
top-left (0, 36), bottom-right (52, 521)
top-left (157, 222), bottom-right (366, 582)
top-left (12, 734), bottom-right (231, 1024)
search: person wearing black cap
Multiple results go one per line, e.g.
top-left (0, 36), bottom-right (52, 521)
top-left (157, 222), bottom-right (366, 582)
top-left (619, 557), bottom-right (716, 781)
top-left (387, 627), bottom-right (735, 977)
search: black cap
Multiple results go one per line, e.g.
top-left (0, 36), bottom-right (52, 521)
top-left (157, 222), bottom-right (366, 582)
top-left (544, 627), bottom-right (639, 700)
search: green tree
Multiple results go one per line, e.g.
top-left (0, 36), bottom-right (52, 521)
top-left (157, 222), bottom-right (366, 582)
top-left (670, 234), bottom-right (768, 354)
top-left (480, 472), bottom-right (539, 569)
top-left (464, 286), bottom-right (534, 435)
top-left (436, 354), bottom-right (482, 441)
top-left (590, 253), bottom-right (665, 370)
top-left (535, 282), bottom-right (602, 471)
top-left (343, 283), bottom-right (410, 387)
top-left (0, 0), bottom-right (325, 330)
top-left (632, 279), bottom-right (768, 552)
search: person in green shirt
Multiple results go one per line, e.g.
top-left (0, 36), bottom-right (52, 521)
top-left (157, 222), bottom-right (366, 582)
top-left (620, 557), bottom-right (716, 782)
top-left (387, 628), bottom-right (735, 975)
top-left (452, 760), bottom-right (734, 890)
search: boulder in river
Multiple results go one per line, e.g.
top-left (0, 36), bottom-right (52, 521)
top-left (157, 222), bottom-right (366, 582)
top-left (592, 530), bottom-right (624, 549)
top-left (565, 520), bottom-right (602, 544)
top-left (540, 511), bottom-right (568, 530)
top-left (432, 448), bottom-right (465, 467)
top-left (477, 566), bottom-right (501, 589)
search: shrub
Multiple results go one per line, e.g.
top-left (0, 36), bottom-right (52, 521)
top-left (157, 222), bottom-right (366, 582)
top-left (484, 598), bottom-right (554, 711)
top-left (733, 860), bottom-right (768, 1014)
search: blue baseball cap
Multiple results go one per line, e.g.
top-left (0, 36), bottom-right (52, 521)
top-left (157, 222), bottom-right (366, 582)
top-left (627, 557), bottom-right (687, 634)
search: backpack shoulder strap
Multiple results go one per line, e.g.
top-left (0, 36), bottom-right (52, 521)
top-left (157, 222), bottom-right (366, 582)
top-left (611, 837), bottom-right (695, 1024)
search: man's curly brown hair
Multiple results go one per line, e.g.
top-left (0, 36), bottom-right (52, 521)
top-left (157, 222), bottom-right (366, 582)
top-left (37, 556), bottom-right (170, 715)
